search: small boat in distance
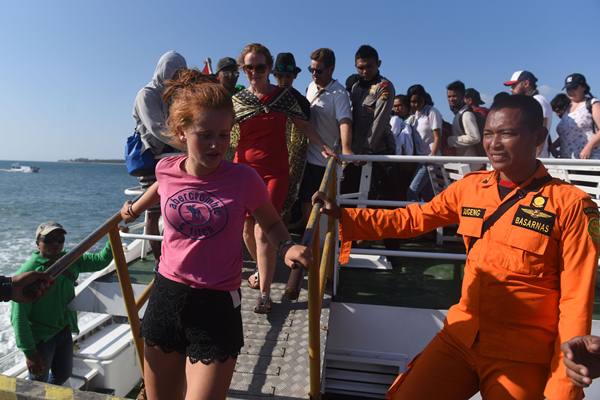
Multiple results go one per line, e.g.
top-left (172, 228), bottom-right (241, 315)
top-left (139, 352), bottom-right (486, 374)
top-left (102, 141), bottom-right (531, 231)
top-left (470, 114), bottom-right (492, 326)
top-left (8, 163), bottom-right (39, 173)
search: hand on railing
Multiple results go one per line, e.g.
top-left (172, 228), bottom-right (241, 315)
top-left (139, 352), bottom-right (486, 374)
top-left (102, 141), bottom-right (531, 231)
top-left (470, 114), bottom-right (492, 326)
top-left (312, 191), bottom-right (341, 219)
top-left (120, 200), bottom-right (140, 223)
top-left (321, 144), bottom-right (337, 160)
top-left (282, 244), bottom-right (312, 270)
top-left (13, 271), bottom-right (54, 302)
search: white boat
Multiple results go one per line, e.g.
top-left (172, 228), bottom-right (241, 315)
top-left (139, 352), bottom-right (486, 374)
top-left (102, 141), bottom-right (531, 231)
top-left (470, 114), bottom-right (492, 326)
top-left (8, 163), bottom-right (39, 173)
top-left (2, 155), bottom-right (600, 399)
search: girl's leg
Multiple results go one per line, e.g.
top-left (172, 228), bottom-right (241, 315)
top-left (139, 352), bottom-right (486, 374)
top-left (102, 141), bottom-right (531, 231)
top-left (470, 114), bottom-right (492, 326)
top-left (184, 357), bottom-right (236, 400)
top-left (144, 344), bottom-right (186, 400)
top-left (254, 222), bottom-right (276, 302)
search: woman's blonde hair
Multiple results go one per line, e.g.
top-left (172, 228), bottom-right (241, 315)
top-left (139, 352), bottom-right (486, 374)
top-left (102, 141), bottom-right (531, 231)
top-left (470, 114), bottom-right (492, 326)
top-left (238, 43), bottom-right (273, 68)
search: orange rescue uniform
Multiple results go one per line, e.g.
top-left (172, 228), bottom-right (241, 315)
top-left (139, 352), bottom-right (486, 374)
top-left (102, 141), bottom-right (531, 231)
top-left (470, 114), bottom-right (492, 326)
top-left (339, 164), bottom-right (599, 400)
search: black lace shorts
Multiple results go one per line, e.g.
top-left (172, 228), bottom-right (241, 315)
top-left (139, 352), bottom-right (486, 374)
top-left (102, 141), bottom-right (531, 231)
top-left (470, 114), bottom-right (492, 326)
top-left (141, 273), bottom-right (243, 364)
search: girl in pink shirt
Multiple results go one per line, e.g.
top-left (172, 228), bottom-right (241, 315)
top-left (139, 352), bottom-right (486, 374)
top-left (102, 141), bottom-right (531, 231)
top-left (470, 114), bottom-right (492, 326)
top-left (120, 70), bottom-right (311, 400)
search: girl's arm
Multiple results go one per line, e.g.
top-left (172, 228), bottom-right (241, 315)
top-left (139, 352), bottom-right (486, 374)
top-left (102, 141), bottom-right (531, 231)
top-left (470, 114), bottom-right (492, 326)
top-left (252, 201), bottom-right (312, 269)
top-left (291, 117), bottom-right (336, 158)
top-left (120, 182), bottom-right (160, 223)
top-left (430, 128), bottom-right (441, 156)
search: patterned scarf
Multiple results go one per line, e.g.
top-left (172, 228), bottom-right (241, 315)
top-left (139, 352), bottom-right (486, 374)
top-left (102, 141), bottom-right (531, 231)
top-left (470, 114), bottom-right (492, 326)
top-left (232, 87), bottom-right (308, 124)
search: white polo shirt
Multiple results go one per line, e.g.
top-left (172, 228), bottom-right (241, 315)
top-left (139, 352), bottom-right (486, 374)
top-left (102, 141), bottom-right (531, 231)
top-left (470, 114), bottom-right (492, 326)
top-left (306, 79), bottom-right (353, 166)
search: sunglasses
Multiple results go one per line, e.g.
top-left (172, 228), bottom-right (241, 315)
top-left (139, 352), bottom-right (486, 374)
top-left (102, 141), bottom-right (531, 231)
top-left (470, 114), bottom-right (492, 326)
top-left (221, 70), bottom-right (239, 78)
top-left (243, 64), bottom-right (268, 74)
top-left (308, 66), bottom-right (323, 75)
top-left (274, 73), bottom-right (293, 79)
top-left (40, 235), bottom-right (65, 245)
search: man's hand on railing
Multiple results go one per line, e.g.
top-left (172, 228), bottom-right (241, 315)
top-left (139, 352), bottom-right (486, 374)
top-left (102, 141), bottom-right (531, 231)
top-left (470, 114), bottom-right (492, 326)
top-left (12, 271), bottom-right (53, 302)
top-left (321, 144), bottom-right (337, 160)
top-left (312, 191), bottom-right (341, 219)
top-left (283, 244), bottom-right (312, 270)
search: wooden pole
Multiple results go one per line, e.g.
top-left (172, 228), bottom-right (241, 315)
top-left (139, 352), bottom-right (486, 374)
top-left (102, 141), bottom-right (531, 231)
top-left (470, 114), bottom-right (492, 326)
top-left (108, 228), bottom-right (145, 375)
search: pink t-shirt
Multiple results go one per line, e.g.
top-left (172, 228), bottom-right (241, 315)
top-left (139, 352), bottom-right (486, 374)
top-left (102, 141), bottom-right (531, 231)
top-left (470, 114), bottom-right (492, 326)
top-left (156, 156), bottom-right (269, 291)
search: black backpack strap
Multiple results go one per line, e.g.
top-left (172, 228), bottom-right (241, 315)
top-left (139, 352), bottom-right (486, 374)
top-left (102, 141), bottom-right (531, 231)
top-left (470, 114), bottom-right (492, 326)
top-left (466, 174), bottom-right (553, 253)
top-left (587, 98), bottom-right (598, 133)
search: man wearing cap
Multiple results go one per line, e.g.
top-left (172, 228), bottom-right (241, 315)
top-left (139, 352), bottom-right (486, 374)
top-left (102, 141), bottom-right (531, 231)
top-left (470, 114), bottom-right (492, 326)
top-left (465, 88), bottom-right (489, 119)
top-left (504, 70), bottom-right (553, 157)
top-left (215, 57), bottom-right (244, 96)
top-left (11, 222), bottom-right (113, 385)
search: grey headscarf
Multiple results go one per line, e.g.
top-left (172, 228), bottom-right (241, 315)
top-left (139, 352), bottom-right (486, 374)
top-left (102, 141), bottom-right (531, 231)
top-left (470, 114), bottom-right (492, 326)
top-left (133, 51), bottom-right (187, 154)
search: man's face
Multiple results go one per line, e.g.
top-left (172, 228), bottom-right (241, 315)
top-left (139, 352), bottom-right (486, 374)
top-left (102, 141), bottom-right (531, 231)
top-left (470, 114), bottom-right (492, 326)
top-left (510, 80), bottom-right (529, 95)
top-left (37, 231), bottom-right (65, 261)
top-left (447, 90), bottom-right (464, 112)
top-left (274, 72), bottom-right (296, 88)
top-left (216, 67), bottom-right (239, 91)
top-left (310, 60), bottom-right (334, 88)
top-left (393, 99), bottom-right (410, 118)
top-left (483, 107), bottom-right (543, 181)
top-left (355, 57), bottom-right (379, 82)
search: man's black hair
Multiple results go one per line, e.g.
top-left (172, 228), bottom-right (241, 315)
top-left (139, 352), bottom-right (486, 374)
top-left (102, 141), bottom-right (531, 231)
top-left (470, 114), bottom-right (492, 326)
top-left (355, 45), bottom-right (379, 61)
top-left (446, 80), bottom-right (466, 96)
top-left (394, 94), bottom-right (410, 109)
top-left (490, 94), bottom-right (543, 131)
top-left (550, 93), bottom-right (570, 114)
top-left (493, 91), bottom-right (511, 103)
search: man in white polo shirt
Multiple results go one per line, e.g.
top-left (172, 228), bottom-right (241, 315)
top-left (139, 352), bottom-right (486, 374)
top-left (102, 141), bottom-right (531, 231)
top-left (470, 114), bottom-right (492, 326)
top-left (504, 70), bottom-right (553, 157)
top-left (299, 48), bottom-right (353, 223)
top-left (284, 48), bottom-right (352, 300)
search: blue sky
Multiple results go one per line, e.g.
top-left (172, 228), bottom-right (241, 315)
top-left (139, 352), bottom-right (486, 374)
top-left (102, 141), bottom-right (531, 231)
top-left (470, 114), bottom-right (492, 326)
top-left (1, 0), bottom-right (598, 161)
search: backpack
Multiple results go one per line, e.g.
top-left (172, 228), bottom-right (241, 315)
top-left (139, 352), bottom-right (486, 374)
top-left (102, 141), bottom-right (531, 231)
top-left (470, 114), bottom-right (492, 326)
top-left (586, 98), bottom-right (598, 133)
top-left (441, 120), bottom-right (455, 156)
top-left (459, 107), bottom-right (486, 156)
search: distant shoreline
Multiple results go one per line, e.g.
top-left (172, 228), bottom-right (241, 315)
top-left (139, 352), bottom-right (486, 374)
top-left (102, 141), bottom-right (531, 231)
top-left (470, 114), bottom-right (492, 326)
top-left (58, 158), bottom-right (125, 165)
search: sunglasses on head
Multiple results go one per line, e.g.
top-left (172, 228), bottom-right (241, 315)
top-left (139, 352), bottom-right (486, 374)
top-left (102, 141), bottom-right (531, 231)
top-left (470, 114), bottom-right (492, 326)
top-left (243, 64), bottom-right (268, 74)
top-left (308, 66), bottom-right (323, 75)
top-left (40, 235), bottom-right (65, 245)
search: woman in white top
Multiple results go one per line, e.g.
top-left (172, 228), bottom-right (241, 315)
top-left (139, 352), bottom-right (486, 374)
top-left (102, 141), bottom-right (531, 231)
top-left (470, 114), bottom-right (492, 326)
top-left (405, 85), bottom-right (443, 201)
top-left (556, 73), bottom-right (600, 159)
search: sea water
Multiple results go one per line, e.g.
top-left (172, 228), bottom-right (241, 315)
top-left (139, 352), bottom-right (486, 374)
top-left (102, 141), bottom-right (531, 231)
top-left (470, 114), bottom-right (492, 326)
top-left (0, 160), bottom-right (138, 367)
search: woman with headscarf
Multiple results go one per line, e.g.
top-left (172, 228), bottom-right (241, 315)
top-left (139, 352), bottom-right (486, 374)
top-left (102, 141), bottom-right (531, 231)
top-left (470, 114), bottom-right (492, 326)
top-left (132, 51), bottom-right (187, 259)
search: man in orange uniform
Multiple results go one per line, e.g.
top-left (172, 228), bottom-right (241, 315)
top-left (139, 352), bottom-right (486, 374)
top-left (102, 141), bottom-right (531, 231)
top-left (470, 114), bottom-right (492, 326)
top-left (316, 95), bottom-right (599, 399)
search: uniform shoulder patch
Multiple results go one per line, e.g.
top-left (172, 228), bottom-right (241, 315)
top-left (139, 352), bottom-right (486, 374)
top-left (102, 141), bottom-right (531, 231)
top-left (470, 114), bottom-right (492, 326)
top-left (512, 205), bottom-right (556, 236)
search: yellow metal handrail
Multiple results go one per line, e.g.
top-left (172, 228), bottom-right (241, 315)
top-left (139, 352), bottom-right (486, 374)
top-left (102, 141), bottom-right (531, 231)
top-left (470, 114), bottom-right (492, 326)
top-left (40, 210), bottom-right (150, 377)
top-left (305, 157), bottom-right (338, 400)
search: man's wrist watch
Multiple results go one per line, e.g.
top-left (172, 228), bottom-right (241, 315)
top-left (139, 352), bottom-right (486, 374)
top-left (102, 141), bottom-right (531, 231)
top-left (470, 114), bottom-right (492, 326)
top-left (277, 239), bottom-right (295, 259)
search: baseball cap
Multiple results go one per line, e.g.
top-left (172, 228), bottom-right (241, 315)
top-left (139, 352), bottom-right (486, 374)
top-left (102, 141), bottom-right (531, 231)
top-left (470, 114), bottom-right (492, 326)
top-left (503, 70), bottom-right (538, 87)
top-left (35, 221), bottom-right (66, 239)
top-left (215, 57), bottom-right (238, 74)
top-left (563, 73), bottom-right (587, 90)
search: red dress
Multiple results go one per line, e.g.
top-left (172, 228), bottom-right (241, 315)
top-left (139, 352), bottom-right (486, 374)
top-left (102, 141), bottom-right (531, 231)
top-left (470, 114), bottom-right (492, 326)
top-left (234, 88), bottom-right (289, 212)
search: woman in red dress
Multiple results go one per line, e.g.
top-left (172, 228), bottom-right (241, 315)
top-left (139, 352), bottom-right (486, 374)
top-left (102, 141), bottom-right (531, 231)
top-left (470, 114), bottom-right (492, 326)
top-left (233, 43), bottom-right (331, 313)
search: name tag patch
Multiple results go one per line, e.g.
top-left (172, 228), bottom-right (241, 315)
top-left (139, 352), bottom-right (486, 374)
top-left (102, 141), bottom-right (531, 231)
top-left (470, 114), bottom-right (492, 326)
top-left (461, 207), bottom-right (486, 218)
top-left (512, 206), bottom-right (556, 236)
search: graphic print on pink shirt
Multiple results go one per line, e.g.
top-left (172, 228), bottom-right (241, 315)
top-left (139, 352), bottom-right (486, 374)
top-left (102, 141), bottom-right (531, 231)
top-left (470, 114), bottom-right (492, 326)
top-left (164, 188), bottom-right (228, 240)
